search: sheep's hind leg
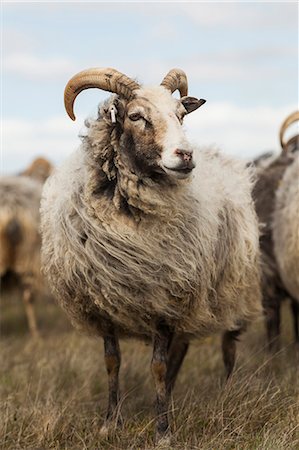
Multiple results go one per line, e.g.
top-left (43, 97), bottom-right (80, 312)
top-left (222, 328), bottom-right (243, 379)
top-left (100, 332), bottom-right (121, 436)
top-left (166, 336), bottom-right (189, 395)
top-left (290, 298), bottom-right (299, 344)
top-left (265, 300), bottom-right (281, 352)
top-left (151, 322), bottom-right (172, 444)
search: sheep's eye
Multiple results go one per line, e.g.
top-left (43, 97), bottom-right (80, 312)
top-left (129, 113), bottom-right (143, 121)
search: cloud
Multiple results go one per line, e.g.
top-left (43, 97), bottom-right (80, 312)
top-left (2, 116), bottom-right (85, 174)
top-left (2, 28), bottom-right (37, 53)
top-left (3, 45), bottom-right (296, 89)
top-left (146, 46), bottom-right (297, 83)
top-left (3, 53), bottom-right (77, 80)
top-left (2, 102), bottom-right (297, 175)
top-left (4, 2), bottom-right (297, 30)
top-left (174, 2), bottom-right (298, 29)
top-left (149, 22), bottom-right (178, 41)
top-left (91, 2), bottom-right (298, 29)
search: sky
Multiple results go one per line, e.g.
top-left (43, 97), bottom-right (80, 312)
top-left (2, 1), bottom-right (298, 174)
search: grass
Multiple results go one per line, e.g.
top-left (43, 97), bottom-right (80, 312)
top-left (0, 291), bottom-right (298, 449)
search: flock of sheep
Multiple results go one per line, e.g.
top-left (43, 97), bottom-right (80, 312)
top-left (1, 67), bottom-right (298, 444)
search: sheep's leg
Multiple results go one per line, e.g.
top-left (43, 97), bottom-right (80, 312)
top-left (222, 328), bottom-right (243, 379)
top-left (101, 333), bottom-right (121, 435)
top-left (166, 336), bottom-right (189, 395)
top-left (265, 300), bottom-right (281, 352)
top-left (22, 287), bottom-right (39, 338)
top-left (290, 298), bottom-right (299, 344)
top-left (151, 322), bottom-right (172, 443)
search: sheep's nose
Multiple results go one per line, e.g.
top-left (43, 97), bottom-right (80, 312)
top-left (175, 148), bottom-right (193, 162)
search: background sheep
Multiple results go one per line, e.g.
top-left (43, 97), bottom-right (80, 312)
top-left (252, 111), bottom-right (299, 350)
top-left (41, 67), bottom-right (262, 442)
top-left (20, 156), bottom-right (53, 183)
top-left (0, 157), bottom-right (52, 337)
top-left (0, 176), bottom-right (42, 338)
top-left (273, 154), bottom-right (299, 343)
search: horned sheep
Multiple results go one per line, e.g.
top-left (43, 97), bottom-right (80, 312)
top-left (40, 67), bottom-right (262, 442)
top-left (273, 154), bottom-right (299, 343)
top-left (252, 111), bottom-right (299, 350)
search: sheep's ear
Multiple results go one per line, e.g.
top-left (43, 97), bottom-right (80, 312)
top-left (112, 97), bottom-right (125, 120)
top-left (181, 96), bottom-right (206, 114)
top-left (100, 96), bottom-right (125, 124)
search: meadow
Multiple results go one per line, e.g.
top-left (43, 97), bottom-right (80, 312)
top-left (1, 289), bottom-right (298, 450)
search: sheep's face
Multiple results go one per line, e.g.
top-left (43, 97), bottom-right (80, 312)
top-left (115, 87), bottom-right (204, 180)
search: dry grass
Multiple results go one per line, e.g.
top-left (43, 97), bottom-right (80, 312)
top-left (0, 291), bottom-right (298, 449)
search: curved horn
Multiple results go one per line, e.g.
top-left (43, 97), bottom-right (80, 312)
top-left (280, 111), bottom-right (299, 152)
top-left (160, 68), bottom-right (188, 97)
top-left (64, 67), bottom-right (140, 120)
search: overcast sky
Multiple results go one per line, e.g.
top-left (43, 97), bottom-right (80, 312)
top-left (2, 1), bottom-right (298, 173)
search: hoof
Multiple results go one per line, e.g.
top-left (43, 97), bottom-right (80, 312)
top-left (99, 424), bottom-right (109, 438)
top-left (155, 434), bottom-right (171, 448)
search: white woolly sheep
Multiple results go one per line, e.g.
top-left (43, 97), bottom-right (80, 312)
top-left (273, 154), bottom-right (299, 343)
top-left (0, 176), bottom-right (43, 337)
top-left (41, 67), bottom-right (262, 442)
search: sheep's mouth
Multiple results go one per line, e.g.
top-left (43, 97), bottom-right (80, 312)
top-left (163, 166), bottom-right (194, 179)
top-left (166, 167), bottom-right (193, 174)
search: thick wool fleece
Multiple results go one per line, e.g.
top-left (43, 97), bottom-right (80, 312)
top-left (273, 155), bottom-right (299, 302)
top-left (41, 111), bottom-right (262, 340)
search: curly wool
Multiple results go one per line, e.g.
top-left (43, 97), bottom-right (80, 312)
top-left (273, 155), bottom-right (299, 302)
top-left (0, 176), bottom-right (42, 287)
top-left (41, 109), bottom-right (262, 340)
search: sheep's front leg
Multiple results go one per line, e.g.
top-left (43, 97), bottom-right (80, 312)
top-left (151, 322), bottom-right (172, 443)
top-left (22, 286), bottom-right (39, 338)
top-left (101, 332), bottom-right (121, 435)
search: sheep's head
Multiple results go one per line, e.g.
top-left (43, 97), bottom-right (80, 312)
top-left (64, 68), bottom-right (206, 180)
top-left (21, 157), bottom-right (53, 183)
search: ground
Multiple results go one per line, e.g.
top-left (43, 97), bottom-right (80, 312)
top-left (0, 290), bottom-right (298, 450)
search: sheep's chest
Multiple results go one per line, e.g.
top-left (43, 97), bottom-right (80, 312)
top-left (80, 208), bottom-right (204, 334)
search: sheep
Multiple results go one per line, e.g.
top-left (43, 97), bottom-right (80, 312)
top-left (273, 154), bottom-right (299, 344)
top-left (20, 156), bottom-right (53, 183)
top-left (40, 67), bottom-right (262, 442)
top-left (252, 111), bottom-right (299, 350)
top-left (0, 175), bottom-right (42, 338)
